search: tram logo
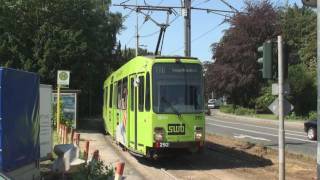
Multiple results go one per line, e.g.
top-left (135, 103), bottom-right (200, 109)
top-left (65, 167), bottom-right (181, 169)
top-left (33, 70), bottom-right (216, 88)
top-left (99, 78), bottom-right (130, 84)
top-left (168, 124), bottom-right (185, 135)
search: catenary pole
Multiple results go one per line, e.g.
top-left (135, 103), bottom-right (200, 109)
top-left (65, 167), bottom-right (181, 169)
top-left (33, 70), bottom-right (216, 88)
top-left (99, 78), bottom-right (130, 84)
top-left (135, 0), bottom-right (139, 56)
top-left (184, 0), bottom-right (191, 56)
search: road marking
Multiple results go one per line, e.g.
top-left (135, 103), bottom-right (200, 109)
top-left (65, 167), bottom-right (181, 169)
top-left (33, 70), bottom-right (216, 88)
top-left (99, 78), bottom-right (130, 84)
top-left (234, 134), bottom-right (271, 142)
top-left (207, 122), bottom-right (316, 144)
top-left (206, 117), bottom-right (305, 135)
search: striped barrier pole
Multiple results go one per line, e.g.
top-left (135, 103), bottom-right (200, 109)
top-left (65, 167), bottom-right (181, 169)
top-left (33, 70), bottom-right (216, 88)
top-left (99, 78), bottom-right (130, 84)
top-left (63, 125), bottom-right (66, 144)
top-left (70, 128), bottom-right (74, 144)
top-left (84, 141), bottom-right (90, 163)
top-left (59, 125), bottom-right (62, 143)
top-left (114, 162), bottom-right (125, 180)
top-left (61, 124), bottom-right (64, 144)
top-left (92, 150), bottom-right (99, 161)
top-left (64, 126), bottom-right (68, 144)
top-left (76, 133), bottom-right (80, 146)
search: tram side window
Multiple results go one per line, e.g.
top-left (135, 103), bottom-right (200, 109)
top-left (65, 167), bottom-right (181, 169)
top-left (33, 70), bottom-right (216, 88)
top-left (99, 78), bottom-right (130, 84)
top-left (117, 81), bottom-right (122, 109)
top-left (104, 86), bottom-right (108, 107)
top-left (145, 73), bottom-right (150, 111)
top-left (121, 78), bottom-right (128, 110)
top-left (131, 78), bottom-right (134, 111)
top-left (113, 83), bottom-right (117, 108)
top-left (138, 76), bottom-right (144, 112)
top-left (109, 84), bottom-right (113, 108)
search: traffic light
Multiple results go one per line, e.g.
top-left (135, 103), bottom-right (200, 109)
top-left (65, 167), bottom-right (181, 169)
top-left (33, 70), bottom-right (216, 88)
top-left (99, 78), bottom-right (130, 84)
top-left (257, 41), bottom-right (273, 79)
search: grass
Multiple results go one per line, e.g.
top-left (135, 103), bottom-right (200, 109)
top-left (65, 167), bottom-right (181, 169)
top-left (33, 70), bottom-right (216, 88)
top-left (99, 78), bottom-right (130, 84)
top-left (252, 114), bottom-right (277, 120)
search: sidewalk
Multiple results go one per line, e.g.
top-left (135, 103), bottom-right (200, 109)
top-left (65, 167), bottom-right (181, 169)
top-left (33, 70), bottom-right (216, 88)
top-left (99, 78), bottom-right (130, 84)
top-left (78, 131), bottom-right (144, 180)
top-left (210, 110), bottom-right (304, 129)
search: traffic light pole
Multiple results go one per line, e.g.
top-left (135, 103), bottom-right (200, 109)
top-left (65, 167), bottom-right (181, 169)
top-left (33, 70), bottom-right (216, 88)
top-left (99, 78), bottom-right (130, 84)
top-left (278, 36), bottom-right (285, 180)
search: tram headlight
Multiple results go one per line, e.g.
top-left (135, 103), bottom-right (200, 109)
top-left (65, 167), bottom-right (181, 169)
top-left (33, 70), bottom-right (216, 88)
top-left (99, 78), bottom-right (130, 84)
top-left (194, 127), bottom-right (203, 141)
top-left (154, 127), bottom-right (164, 142)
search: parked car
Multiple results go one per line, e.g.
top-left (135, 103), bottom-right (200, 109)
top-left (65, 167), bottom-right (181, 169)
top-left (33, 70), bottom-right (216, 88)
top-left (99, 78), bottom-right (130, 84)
top-left (208, 99), bottom-right (220, 109)
top-left (304, 120), bottom-right (317, 140)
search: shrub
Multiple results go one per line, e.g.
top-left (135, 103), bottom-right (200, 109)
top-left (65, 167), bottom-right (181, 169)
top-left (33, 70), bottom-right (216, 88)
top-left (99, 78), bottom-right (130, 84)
top-left (72, 159), bottom-right (114, 180)
top-left (220, 105), bottom-right (235, 114)
top-left (308, 111), bottom-right (317, 120)
top-left (234, 106), bottom-right (255, 116)
top-left (255, 85), bottom-right (275, 113)
top-left (220, 105), bottom-right (255, 116)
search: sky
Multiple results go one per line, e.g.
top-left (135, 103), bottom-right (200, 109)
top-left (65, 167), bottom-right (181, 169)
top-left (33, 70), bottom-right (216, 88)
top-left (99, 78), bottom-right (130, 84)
top-left (110, 0), bottom-right (302, 62)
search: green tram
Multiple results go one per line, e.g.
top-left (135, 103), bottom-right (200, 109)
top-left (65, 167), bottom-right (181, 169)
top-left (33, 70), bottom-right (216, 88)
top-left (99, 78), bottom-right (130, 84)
top-left (103, 56), bottom-right (205, 158)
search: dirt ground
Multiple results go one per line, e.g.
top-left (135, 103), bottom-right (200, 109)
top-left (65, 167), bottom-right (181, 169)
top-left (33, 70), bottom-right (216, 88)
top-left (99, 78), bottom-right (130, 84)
top-left (43, 117), bottom-right (316, 180)
top-left (203, 134), bottom-right (316, 180)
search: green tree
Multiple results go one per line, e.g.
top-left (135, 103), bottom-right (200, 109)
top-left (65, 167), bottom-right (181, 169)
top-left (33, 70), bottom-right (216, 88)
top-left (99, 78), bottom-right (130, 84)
top-left (0, 0), bottom-right (123, 116)
top-left (207, 0), bottom-right (279, 107)
top-left (279, 5), bottom-right (317, 115)
top-left (280, 5), bottom-right (316, 71)
top-left (287, 64), bottom-right (316, 115)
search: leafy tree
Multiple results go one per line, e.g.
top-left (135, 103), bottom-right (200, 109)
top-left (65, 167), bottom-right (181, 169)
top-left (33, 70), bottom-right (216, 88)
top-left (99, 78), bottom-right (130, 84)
top-left (0, 0), bottom-right (123, 116)
top-left (279, 5), bottom-right (316, 115)
top-left (280, 5), bottom-right (316, 71)
top-left (287, 64), bottom-right (316, 115)
top-left (206, 0), bottom-right (279, 107)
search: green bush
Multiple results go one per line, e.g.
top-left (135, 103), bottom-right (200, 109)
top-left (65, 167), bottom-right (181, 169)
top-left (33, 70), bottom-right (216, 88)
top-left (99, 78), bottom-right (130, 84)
top-left (255, 85), bottom-right (275, 113)
top-left (234, 106), bottom-right (255, 115)
top-left (220, 105), bottom-right (255, 116)
top-left (220, 105), bottom-right (235, 114)
top-left (72, 159), bottom-right (114, 180)
top-left (308, 111), bottom-right (317, 120)
top-left (288, 64), bottom-right (316, 115)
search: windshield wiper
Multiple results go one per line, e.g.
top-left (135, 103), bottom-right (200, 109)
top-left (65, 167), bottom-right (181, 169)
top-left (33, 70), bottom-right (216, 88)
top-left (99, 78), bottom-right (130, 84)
top-left (161, 97), bottom-right (181, 117)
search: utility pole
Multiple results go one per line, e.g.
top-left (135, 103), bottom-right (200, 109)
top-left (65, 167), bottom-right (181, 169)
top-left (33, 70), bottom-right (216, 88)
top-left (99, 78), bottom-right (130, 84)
top-left (135, 0), bottom-right (139, 56)
top-left (278, 35), bottom-right (285, 180)
top-left (184, 0), bottom-right (191, 56)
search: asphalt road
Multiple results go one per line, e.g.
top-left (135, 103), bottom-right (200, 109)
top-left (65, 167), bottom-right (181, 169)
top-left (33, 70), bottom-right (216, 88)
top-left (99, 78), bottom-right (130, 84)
top-left (206, 113), bottom-right (317, 158)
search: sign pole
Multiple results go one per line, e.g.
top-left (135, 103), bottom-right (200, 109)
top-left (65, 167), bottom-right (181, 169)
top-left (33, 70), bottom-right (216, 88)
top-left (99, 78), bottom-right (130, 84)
top-left (278, 35), bottom-right (285, 180)
top-left (56, 84), bottom-right (61, 133)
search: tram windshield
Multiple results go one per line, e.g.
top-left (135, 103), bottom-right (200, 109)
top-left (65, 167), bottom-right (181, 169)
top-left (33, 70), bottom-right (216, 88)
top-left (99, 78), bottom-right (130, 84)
top-left (152, 63), bottom-right (204, 114)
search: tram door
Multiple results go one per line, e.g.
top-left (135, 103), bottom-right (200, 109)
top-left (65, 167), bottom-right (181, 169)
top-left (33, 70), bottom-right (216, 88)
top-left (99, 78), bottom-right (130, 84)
top-left (129, 76), bottom-right (137, 150)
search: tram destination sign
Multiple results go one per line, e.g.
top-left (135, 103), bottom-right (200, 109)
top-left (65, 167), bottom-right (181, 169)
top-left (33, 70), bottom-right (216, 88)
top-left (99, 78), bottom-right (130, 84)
top-left (154, 64), bottom-right (201, 74)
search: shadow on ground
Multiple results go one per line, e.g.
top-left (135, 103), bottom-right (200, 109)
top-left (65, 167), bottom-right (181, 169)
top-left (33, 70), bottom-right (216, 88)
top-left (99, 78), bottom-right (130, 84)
top-left (78, 117), bottom-right (105, 133)
top-left (135, 140), bottom-right (273, 171)
top-left (78, 117), bottom-right (273, 171)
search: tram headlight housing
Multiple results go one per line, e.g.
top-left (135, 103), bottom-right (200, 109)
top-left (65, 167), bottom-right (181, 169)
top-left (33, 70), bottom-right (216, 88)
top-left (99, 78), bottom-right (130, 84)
top-left (154, 127), bottom-right (165, 142)
top-left (194, 127), bottom-right (203, 141)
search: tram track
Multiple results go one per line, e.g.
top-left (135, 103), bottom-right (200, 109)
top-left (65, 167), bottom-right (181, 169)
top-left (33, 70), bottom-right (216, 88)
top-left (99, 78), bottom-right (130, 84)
top-left (101, 133), bottom-right (315, 180)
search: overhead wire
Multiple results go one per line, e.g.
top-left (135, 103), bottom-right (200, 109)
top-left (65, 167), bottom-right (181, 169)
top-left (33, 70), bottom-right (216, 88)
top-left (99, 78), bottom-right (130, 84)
top-left (140, 30), bottom-right (160, 38)
top-left (193, 0), bottom-right (210, 7)
top-left (168, 21), bottom-right (224, 54)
